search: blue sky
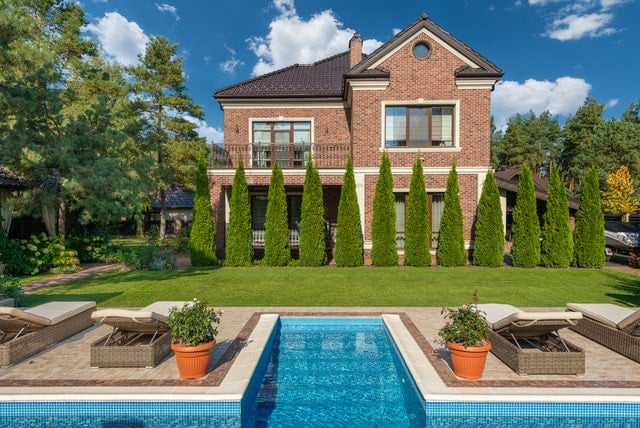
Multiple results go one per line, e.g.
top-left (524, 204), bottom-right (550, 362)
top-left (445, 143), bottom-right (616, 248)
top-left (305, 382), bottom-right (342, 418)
top-left (80, 0), bottom-right (639, 144)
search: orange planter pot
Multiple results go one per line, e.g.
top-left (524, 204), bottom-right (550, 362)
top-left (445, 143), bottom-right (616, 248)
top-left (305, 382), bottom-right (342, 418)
top-left (171, 340), bottom-right (215, 379)
top-left (447, 341), bottom-right (491, 380)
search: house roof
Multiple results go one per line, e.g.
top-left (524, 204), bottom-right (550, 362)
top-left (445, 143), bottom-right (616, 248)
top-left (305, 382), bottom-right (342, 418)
top-left (152, 188), bottom-right (195, 210)
top-left (494, 168), bottom-right (579, 210)
top-left (0, 166), bottom-right (31, 190)
top-left (346, 13), bottom-right (503, 80)
top-left (214, 52), bottom-right (351, 100)
top-left (214, 13), bottom-right (502, 103)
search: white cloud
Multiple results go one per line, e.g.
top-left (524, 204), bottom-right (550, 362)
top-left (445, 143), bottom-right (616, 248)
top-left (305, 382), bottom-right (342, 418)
top-left (156, 3), bottom-right (180, 21)
top-left (247, 0), bottom-right (383, 76)
top-left (491, 77), bottom-right (591, 129)
top-left (220, 58), bottom-right (243, 74)
top-left (84, 12), bottom-right (149, 66)
top-left (547, 12), bottom-right (615, 40)
top-left (183, 115), bottom-right (224, 144)
top-left (606, 98), bottom-right (619, 108)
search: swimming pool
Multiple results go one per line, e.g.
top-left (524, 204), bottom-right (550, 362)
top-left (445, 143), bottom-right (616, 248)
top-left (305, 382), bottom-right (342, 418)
top-left (245, 317), bottom-right (425, 427)
top-left (1, 314), bottom-right (639, 427)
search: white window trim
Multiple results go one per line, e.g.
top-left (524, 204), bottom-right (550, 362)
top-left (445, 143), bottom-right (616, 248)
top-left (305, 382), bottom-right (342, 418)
top-left (380, 100), bottom-right (460, 152)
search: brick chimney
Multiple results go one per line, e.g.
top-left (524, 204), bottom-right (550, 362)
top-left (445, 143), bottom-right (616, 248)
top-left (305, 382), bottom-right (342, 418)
top-left (349, 32), bottom-right (362, 67)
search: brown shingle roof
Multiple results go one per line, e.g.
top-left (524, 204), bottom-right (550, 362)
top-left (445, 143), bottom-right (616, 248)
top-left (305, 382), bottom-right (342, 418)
top-left (0, 166), bottom-right (31, 190)
top-left (494, 168), bottom-right (579, 210)
top-left (214, 52), bottom-right (350, 100)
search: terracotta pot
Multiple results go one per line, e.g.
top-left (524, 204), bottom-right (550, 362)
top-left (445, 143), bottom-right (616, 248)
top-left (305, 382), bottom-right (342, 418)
top-left (446, 340), bottom-right (491, 380)
top-left (171, 340), bottom-right (215, 379)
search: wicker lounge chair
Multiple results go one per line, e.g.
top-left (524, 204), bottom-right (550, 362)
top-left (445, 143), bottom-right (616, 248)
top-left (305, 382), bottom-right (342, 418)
top-left (0, 301), bottom-right (96, 366)
top-left (477, 304), bottom-right (585, 375)
top-left (90, 301), bottom-right (186, 368)
top-left (566, 303), bottom-right (640, 363)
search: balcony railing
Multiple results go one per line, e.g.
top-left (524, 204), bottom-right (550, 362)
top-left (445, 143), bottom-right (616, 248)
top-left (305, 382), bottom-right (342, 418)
top-left (211, 142), bottom-right (351, 169)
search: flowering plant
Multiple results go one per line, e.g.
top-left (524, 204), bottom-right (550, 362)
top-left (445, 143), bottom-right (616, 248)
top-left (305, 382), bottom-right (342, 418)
top-left (438, 292), bottom-right (489, 348)
top-left (167, 299), bottom-right (222, 347)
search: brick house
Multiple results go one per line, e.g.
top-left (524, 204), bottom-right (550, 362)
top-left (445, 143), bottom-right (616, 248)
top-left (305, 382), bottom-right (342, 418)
top-left (211, 13), bottom-right (502, 262)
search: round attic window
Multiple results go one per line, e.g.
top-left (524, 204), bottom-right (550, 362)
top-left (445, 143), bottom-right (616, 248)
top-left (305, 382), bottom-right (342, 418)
top-left (413, 42), bottom-right (430, 59)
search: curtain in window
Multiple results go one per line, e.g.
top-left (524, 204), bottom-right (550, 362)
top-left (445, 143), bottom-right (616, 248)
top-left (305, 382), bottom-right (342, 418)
top-left (394, 194), bottom-right (406, 248)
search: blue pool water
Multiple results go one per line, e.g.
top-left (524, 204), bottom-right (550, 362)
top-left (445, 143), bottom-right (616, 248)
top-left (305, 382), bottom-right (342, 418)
top-left (247, 317), bottom-right (425, 427)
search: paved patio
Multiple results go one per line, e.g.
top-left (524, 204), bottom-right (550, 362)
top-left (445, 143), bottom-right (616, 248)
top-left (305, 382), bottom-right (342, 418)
top-left (2, 306), bottom-right (640, 398)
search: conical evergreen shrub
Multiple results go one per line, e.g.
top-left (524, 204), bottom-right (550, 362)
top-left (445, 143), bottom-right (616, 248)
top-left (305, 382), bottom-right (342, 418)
top-left (371, 153), bottom-right (398, 266)
top-left (473, 170), bottom-right (504, 267)
top-left (334, 158), bottom-right (363, 267)
top-left (574, 167), bottom-right (606, 268)
top-left (510, 164), bottom-right (540, 267)
top-left (299, 153), bottom-right (326, 266)
top-left (224, 158), bottom-right (253, 266)
top-left (189, 154), bottom-right (218, 266)
top-left (404, 156), bottom-right (431, 267)
top-left (263, 161), bottom-right (291, 266)
top-left (541, 166), bottom-right (573, 268)
top-left (437, 161), bottom-right (466, 266)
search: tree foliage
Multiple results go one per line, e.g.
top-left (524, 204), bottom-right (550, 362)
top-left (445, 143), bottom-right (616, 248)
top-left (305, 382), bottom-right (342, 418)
top-left (472, 171), bottom-right (504, 267)
top-left (189, 154), bottom-right (217, 266)
top-left (263, 162), bottom-right (291, 266)
top-left (601, 165), bottom-right (640, 221)
top-left (510, 164), bottom-right (540, 267)
top-left (574, 167), bottom-right (606, 268)
top-left (130, 36), bottom-right (208, 239)
top-left (224, 159), bottom-right (253, 266)
top-left (540, 166), bottom-right (573, 268)
top-left (299, 154), bottom-right (326, 266)
top-left (404, 157), bottom-right (431, 266)
top-left (334, 158), bottom-right (363, 267)
top-left (437, 162), bottom-right (466, 266)
top-left (371, 153), bottom-right (398, 266)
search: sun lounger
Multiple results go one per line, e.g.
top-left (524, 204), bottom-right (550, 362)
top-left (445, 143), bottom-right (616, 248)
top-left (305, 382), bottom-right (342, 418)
top-left (90, 301), bottom-right (186, 368)
top-left (0, 301), bottom-right (96, 366)
top-left (566, 303), bottom-right (640, 363)
top-left (477, 304), bottom-right (585, 375)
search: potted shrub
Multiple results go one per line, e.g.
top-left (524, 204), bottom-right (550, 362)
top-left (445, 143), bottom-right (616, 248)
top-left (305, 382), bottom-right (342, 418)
top-left (438, 292), bottom-right (491, 380)
top-left (167, 299), bottom-right (222, 379)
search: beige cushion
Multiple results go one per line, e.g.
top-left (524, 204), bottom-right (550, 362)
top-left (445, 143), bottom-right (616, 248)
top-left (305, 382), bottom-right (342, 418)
top-left (567, 303), bottom-right (639, 330)
top-left (478, 304), bottom-right (582, 331)
top-left (91, 301), bottom-right (187, 324)
top-left (0, 301), bottom-right (95, 327)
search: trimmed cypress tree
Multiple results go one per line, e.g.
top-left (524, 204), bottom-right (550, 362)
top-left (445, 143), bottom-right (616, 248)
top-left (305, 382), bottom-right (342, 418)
top-left (472, 170), bottom-right (504, 267)
top-left (541, 166), bottom-right (573, 268)
top-left (404, 156), bottom-right (431, 267)
top-left (371, 152), bottom-right (398, 266)
top-left (224, 158), bottom-right (253, 266)
top-left (437, 161), bottom-right (466, 266)
top-left (263, 161), bottom-right (291, 266)
top-left (189, 154), bottom-right (218, 266)
top-left (299, 154), bottom-right (326, 266)
top-left (334, 157), bottom-right (363, 267)
top-left (574, 167), bottom-right (606, 268)
top-left (510, 164), bottom-right (540, 267)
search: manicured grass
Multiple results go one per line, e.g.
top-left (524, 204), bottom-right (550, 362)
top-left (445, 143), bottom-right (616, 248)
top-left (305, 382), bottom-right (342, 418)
top-left (25, 265), bottom-right (640, 309)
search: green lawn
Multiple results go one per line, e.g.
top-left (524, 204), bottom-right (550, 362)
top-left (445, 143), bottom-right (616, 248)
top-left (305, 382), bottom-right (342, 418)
top-left (24, 265), bottom-right (640, 309)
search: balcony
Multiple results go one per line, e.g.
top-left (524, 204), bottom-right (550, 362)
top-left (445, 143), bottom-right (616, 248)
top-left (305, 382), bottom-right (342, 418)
top-left (211, 142), bottom-right (351, 169)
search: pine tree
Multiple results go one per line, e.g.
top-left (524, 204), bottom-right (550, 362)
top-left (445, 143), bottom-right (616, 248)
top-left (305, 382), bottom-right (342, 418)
top-left (437, 161), bottom-right (466, 266)
top-left (189, 154), bottom-right (218, 266)
top-left (574, 167), bottom-right (606, 268)
top-left (541, 166), bottom-right (573, 268)
top-left (510, 164), bottom-right (541, 267)
top-left (473, 170), bottom-right (504, 267)
top-left (299, 154), bottom-right (326, 266)
top-left (334, 158), bottom-right (363, 267)
top-left (224, 158), bottom-right (253, 266)
top-left (404, 157), bottom-right (431, 266)
top-left (371, 153), bottom-right (398, 266)
top-left (263, 162), bottom-right (291, 266)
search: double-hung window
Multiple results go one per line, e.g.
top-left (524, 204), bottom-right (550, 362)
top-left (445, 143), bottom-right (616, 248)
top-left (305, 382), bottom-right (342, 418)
top-left (252, 121), bottom-right (311, 168)
top-left (394, 192), bottom-right (445, 249)
top-left (385, 105), bottom-right (454, 148)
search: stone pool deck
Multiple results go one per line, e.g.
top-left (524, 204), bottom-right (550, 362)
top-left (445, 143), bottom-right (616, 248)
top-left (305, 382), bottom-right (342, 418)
top-left (1, 306), bottom-right (640, 403)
